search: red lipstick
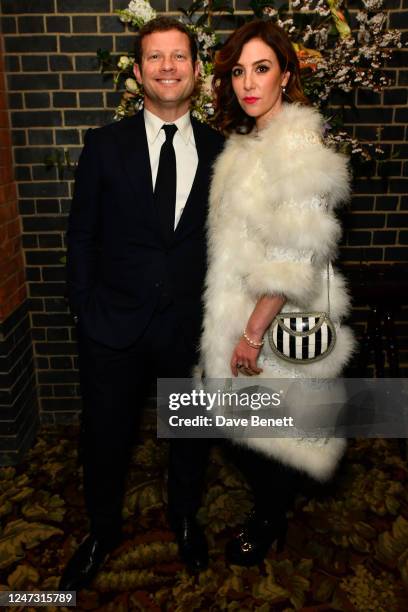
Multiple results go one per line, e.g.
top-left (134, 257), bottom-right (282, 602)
top-left (243, 97), bottom-right (259, 104)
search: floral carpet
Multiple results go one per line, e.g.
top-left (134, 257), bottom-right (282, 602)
top-left (0, 428), bottom-right (408, 612)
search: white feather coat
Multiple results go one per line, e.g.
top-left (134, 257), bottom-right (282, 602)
top-left (200, 103), bottom-right (355, 481)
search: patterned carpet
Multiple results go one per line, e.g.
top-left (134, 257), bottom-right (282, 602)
top-left (0, 427), bottom-right (408, 611)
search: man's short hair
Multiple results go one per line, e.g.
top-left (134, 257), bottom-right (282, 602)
top-left (134, 17), bottom-right (198, 66)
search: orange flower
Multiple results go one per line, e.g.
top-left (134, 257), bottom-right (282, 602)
top-left (293, 43), bottom-right (323, 72)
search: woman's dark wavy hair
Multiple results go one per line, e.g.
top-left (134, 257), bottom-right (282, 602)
top-left (213, 20), bottom-right (309, 134)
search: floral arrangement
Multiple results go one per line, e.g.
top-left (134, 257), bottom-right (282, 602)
top-left (97, 0), bottom-right (402, 162)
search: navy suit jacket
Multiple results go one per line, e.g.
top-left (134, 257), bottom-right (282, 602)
top-left (66, 111), bottom-right (224, 349)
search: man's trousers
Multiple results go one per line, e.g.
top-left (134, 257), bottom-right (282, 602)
top-left (76, 305), bottom-right (210, 539)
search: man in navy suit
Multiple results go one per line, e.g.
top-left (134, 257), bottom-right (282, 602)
top-left (60, 17), bottom-right (224, 590)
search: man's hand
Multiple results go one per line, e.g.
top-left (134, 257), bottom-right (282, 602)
top-left (230, 338), bottom-right (263, 377)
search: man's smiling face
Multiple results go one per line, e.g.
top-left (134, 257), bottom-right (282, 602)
top-left (134, 29), bottom-right (199, 119)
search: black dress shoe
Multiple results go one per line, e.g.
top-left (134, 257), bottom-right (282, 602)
top-left (171, 516), bottom-right (209, 573)
top-left (59, 533), bottom-right (119, 591)
top-left (226, 511), bottom-right (287, 567)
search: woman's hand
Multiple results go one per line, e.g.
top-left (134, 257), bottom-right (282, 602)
top-left (229, 294), bottom-right (286, 377)
top-left (231, 338), bottom-right (263, 377)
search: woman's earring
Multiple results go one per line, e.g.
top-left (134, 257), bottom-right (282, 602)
top-left (281, 85), bottom-right (286, 94)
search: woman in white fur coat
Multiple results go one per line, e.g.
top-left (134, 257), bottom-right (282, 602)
top-left (200, 20), bottom-right (354, 565)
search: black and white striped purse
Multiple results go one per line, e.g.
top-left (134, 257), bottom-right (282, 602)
top-left (268, 264), bottom-right (336, 364)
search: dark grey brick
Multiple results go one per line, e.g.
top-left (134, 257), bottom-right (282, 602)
top-left (53, 92), bottom-right (77, 108)
top-left (11, 111), bottom-right (62, 128)
top-left (380, 125), bottom-right (405, 141)
top-left (28, 130), bottom-right (54, 145)
top-left (387, 213), bottom-right (408, 228)
top-left (1, 0), bottom-right (55, 13)
top-left (18, 16), bottom-right (44, 33)
top-left (99, 16), bottom-right (125, 33)
top-left (79, 92), bottom-right (103, 107)
top-left (8, 93), bottom-right (23, 110)
top-left (50, 55), bottom-right (73, 72)
top-left (373, 231), bottom-right (397, 245)
top-left (38, 234), bottom-right (62, 247)
top-left (42, 268), bottom-right (66, 282)
top-left (356, 90), bottom-right (382, 106)
top-left (8, 74), bottom-right (59, 91)
top-left (29, 283), bottom-right (66, 298)
top-left (385, 247), bottom-right (408, 261)
top-left (339, 247), bottom-right (383, 262)
top-left (375, 196), bottom-right (399, 211)
top-left (5, 36), bottom-right (57, 53)
top-left (63, 73), bottom-right (113, 90)
top-left (25, 92), bottom-right (50, 109)
top-left (72, 16), bottom-right (97, 33)
top-left (15, 147), bottom-right (56, 164)
top-left (106, 92), bottom-right (122, 108)
top-left (398, 70), bottom-right (408, 86)
top-left (390, 12), bottom-right (408, 29)
top-left (4, 56), bottom-right (20, 72)
top-left (36, 342), bottom-right (77, 356)
top-left (345, 213), bottom-right (386, 229)
top-left (22, 236), bottom-right (37, 250)
top-left (20, 182), bottom-right (69, 198)
top-left (64, 109), bottom-right (114, 126)
top-left (33, 166), bottom-right (57, 181)
top-left (44, 298), bottom-right (69, 313)
top-left (115, 35), bottom-right (137, 53)
top-left (383, 88), bottom-right (408, 106)
top-left (74, 55), bottom-right (100, 71)
top-left (343, 107), bottom-right (393, 124)
top-left (46, 16), bottom-right (70, 33)
top-left (1, 17), bottom-right (17, 33)
top-left (25, 268), bottom-right (41, 281)
top-left (26, 250), bottom-right (64, 266)
top-left (347, 231), bottom-right (371, 246)
top-left (354, 126), bottom-right (380, 141)
top-left (36, 200), bottom-right (60, 214)
top-left (395, 108), bottom-right (408, 124)
top-left (55, 129), bottom-right (80, 145)
top-left (150, 0), bottom-right (166, 9)
top-left (386, 49), bottom-right (408, 69)
top-left (19, 201), bottom-right (35, 216)
top-left (57, 0), bottom-right (110, 11)
top-left (349, 196), bottom-right (373, 211)
top-left (112, 0), bottom-right (130, 8)
top-left (60, 35), bottom-right (112, 53)
top-left (21, 56), bottom-right (48, 72)
top-left (15, 167), bottom-right (31, 181)
top-left (12, 130), bottom-right (26, 146)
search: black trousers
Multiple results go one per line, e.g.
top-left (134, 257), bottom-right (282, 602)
top-left (77, 305), bottom-right (210, 539)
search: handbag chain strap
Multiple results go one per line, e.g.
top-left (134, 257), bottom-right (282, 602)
top-left (326, 261), bottom-right (331, 316)
top-left (324, 199), bottom-right (331, 318)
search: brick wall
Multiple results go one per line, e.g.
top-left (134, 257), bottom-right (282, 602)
top-left (0, 36), bottom-right (38, 464)
top-left (0, 0), bottom-right (407, 428)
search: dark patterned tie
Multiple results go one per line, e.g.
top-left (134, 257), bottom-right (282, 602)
top-left (154, 124), bottom-right (177, 243)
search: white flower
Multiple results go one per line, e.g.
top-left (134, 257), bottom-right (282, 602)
top-left (117, 56), bottom-right (132, 70)
top-left (117, 0), bottom-right (156, 27)
top-left (201, 73), bottom-right (213, 97)
top-left (125, 77), bottom-right (139, 94)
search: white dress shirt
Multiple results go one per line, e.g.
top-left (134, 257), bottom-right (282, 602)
top-left (144, 108), bottom-right (198, 229)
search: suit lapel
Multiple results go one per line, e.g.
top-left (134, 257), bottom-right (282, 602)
top-left (115, 111), bottom-right (157, 226)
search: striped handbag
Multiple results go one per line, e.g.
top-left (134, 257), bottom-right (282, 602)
top-left (268, 264), bottom-right (336, 364)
